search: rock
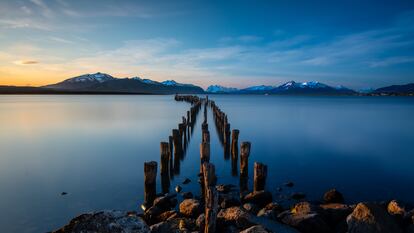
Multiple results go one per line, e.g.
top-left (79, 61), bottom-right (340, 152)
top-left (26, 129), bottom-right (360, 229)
top-left (243, 191), bottom-right (272, 207)
top-left (257, 202), bottom-right (284, 220)
top-left (53, 210), bottom-right (150, 233)
top-left (181, 192), bottom-right (193, 199)
top-left (291, 192), bottom-right (306, 200)
top-left (182, 178), bottom-right (191, 184)
top-left (216, 184), bottom-right (236, 193)
top-left (285, 181), bottom-right (294, 187)
top-left (153, 194), bottom-right (177, 210)
top-left (240, 225), bottom-right (270, 233)
top-left (277, 187), bottom-right (283, 192)
top-left (346, 202), bottom-right (404, 233)
top-left (157, 210), bottom-right (177, 222)
top-left (243, 203), bottom-right (260, 215)
top-left (150, 217), bottom-right (196, 233)
top-left (179, 199), bottom-right (201, 217)
top-left (320, 203), bottom-right (352, 227)
top-left (220, 193), bottom-right (241, 209)
top-left (61, 192), bottom-right (67, 196)
top-left (323, 189), bottom-right (344, 204)
top-left (217, 206), bottom-right (255, 229)
top-left (388, 200), bottom-right (406, 216)
top-left (196, 213), bottom-right (205, 230)
top-left (281, 202), bottom-right (331, 233)
top-left (175, 185), bottom-right (182, 193)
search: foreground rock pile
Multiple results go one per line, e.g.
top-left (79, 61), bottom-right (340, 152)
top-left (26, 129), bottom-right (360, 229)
top-left (54, 188), bottom-right (414, 233)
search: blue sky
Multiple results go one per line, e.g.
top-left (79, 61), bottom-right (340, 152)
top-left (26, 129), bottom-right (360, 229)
top-left (0, 0), bottom-right (414, 89)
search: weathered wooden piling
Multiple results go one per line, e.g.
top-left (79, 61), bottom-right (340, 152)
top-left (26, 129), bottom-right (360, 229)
top-left (240, 142), bottom-right (251, 176)
top-left (253, 162), bottom-right (267, 192)
top-left (160, 142), bottom-right (170, 193)
top-left (204, 185), bottom-right (218, 233)
top-left (200, 142), bottom-right (210, 172)
top-left (202, 130), bottom-right (210, 143)
top-left (239, 142), bottom-right (251, 192)
top-left (231, 129), bottom-right (239, 159)
top-left (144, 161), bottom-right (157, 208)
top-left (172, 129), bottom-right (182, 157)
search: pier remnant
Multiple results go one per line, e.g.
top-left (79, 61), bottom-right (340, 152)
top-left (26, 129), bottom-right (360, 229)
top-left (253, 162), bottom-right (267, 192)
top-left (144, 161), bottom-right (157, 209)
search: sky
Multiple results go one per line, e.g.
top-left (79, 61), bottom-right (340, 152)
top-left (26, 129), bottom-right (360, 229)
top-left (0, 0), bottom-right (414, 89)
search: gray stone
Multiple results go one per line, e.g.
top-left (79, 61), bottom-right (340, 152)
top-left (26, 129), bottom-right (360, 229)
top-left (346, 202), bottom-right (404, 233)
top-left (53, 210), bottom-right (150, 233)
top-left (179, 199), bottom-right (201, 217)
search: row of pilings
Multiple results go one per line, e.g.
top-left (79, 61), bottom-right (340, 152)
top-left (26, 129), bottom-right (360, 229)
top-left (142, 95), bottom-right (268, 233)
top-left (143, 95), bottom-right (202, 211)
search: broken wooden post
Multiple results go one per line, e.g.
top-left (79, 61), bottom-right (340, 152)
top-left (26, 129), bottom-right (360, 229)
top-left (144, 161), bottom-right (157, 209)
top-left (172, 129), bottom-right (182, 157)
top-left (239, 142), bottom-right (251, 192)
top-left (200, 142), bottom-right (210, 172)
top-left (204, 185), bottom-right (218, 233)
top-left (231, 129), bottom-right (239, 159)
top-left (253, 162), bottom-right (268, 192)
top-left (160, 142), bottom-right (170, 193)
top-left (202, 130), bottom-right (210, 143)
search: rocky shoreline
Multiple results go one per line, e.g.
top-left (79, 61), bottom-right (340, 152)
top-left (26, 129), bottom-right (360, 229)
top-left (53, 187), bottom-right (414, 233)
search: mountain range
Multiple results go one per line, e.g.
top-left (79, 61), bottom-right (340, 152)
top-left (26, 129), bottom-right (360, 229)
top-left (0, 72), bottom-right (413, 95)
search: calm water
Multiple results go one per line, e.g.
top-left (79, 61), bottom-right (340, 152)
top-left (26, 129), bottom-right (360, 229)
top-left (0, 95), bottom-right (413, 232)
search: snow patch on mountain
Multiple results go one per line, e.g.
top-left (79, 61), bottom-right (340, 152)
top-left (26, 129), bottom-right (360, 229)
top-left (207, 85), bottom-right (239, 93)
top-left (243, 85), bottom-right (274, 91)
top-left (67, 72), bottom-right (115, 83)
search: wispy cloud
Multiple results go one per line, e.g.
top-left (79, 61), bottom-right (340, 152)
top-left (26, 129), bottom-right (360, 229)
top-left (14, 60), bottom-right (39, 65)
top-left (369, 56), bottom-right (414, 67)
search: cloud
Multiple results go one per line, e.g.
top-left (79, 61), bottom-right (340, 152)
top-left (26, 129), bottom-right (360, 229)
top-left (369, 56), bottom-right (414, 67)
top-left (49, 36), bottom-right (74, 44)
top-left (0, 19), bottom-right (51, 30)
top-left (14, 60), bottom-right (39, 65)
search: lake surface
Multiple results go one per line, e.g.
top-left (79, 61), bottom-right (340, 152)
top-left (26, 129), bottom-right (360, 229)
top-left (0, 95), bottom-right (413, 233)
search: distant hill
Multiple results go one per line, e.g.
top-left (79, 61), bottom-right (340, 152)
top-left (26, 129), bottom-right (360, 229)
top-left (372, 83), bottom-right (414, 95)
top-left (43, 72), bottom-right (204, 94)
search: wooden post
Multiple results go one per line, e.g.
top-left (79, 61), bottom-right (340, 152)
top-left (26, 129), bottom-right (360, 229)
top-left (200, 142), bottom-right (210, 172)
top-left (253, 162), bottom-right (267, 192)
top-left (172, 129), bottom-right (182, 157)
top-left (231, 129), bottom-right (239, 159)
top-left (203, 162), bottom-right (216, 188)
top-left (202, 130), bottom-right (210, 143)
top-left (239, 142), bottom-right (250, 192)
top-left (204, 186), bottom-right (218, 233)
top-left (144, 161), bottom-right (157, 208)
top-left (240, 142), bottom-right (251, 176)
top-left (160, 142), bottom-right (170, 193)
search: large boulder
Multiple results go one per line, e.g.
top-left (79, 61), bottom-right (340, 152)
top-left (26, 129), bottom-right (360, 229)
top-left (53, 210), bottom-right (150, 233)
top-left (346, 202), bottom-right (404, 233)
top-left (242, 191), bottom-right (272, 207)
top-left (323, 189), bottom-right (344, 204)
top-left (149, 217), bottom-right (195, 233)
top-left (217, 206), bottom-right (256, 229)
top-left (179, 199), bottom-right (201, 217)
top-left (281, 202), bottom-right (331, 233)
top-left (320, 203), bottom-right (352, 224)
top-left (257, 202), bottom-right (284, 220)
top-left (240, 225), bottom-right (271, 233)
top-left (388, 200), bottom-right (406, 216)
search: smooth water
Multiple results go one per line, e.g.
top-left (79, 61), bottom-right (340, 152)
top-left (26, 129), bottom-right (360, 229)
top-left (0, 95), bottom-right (413, 232)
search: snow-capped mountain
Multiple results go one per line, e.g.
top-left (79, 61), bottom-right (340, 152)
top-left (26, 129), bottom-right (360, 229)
top-left (242, 85), bottom-right (274, 91)
top-left (206, 85), bottom-right (239, 93)
top-left (161, 80), bottom-right (195, 87)
top-left (67, 72), bottom-right (116, 83)
top-left (206, 81), bottom-right (356, 95)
